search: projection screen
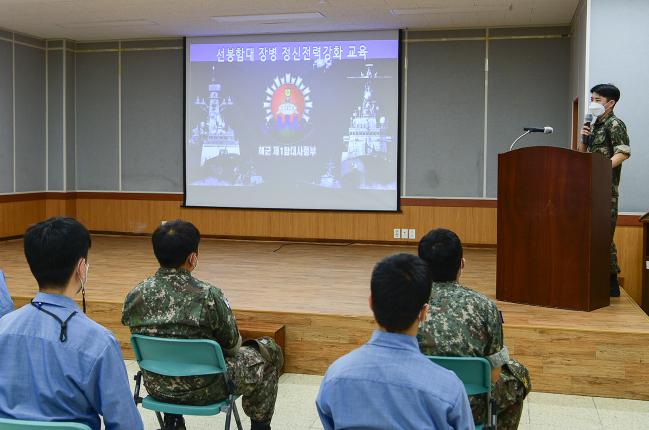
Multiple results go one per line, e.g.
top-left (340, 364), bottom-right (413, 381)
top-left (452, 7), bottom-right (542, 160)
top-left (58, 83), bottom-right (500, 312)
top-left (184, 30), bottom-right (400, 211)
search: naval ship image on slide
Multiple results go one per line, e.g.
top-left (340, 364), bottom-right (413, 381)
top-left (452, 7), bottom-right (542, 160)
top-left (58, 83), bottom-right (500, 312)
top-left (338, 63), bottom-right (394, 189)
top-left (189, 67), bottom-right (262, 186)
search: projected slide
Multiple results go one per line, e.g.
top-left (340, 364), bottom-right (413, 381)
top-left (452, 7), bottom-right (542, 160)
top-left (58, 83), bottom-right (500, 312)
top-left (185, 31), bottom-right (399, 211)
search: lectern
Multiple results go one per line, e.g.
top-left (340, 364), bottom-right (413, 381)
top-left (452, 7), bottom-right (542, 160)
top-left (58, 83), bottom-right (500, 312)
top-left (497, 146), bottom-right (611, 311)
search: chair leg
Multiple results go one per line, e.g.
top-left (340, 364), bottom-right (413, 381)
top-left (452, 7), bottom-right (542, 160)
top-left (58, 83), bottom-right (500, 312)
top-left (232, 400), bottom-right (243, 430)
top-left (489, 396), bottom-right (497, 430)
top-left (224, 404), bottom-right (232, 430)
top-left (155, 411), bottom-right (166, 430)
top-left (133, 371), bottom-right (143, 405)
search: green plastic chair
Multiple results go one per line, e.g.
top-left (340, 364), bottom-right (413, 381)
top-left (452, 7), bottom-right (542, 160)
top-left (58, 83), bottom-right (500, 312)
top-left (131, 334), bottom-right (242, 430)
top-left (427, 356), bottom-right (496, 430)
top-left (0, 419), bottom-right (90, 430)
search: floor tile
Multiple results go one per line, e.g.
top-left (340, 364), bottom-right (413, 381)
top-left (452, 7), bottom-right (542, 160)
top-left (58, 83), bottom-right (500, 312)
top-left (122, 362), bottom-right (649, 430)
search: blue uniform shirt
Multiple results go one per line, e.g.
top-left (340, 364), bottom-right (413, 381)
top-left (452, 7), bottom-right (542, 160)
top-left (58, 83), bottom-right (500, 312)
top-left (0, 292), bottom-right (143, 430)
top-left (316, 330), bottom-right (474, 430)
top-left (0, 271), bottom-right (13, 318)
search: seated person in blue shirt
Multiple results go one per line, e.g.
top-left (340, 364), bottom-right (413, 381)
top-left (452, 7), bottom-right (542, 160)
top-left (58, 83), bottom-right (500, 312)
top-left (316, 253), bottom-right (474, 430)
top-left (0, 217), bottom-right (143, 430)
top-left (0, 270), bottom-right (13, 318)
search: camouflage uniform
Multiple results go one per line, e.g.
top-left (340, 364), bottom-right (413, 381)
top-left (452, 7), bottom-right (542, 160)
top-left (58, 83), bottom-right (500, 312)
top-left (122, 268), bottom-right (283, 423)
top-left (587, 111), bottom-right (631, 274)
top-left (418, 282), bottom-right (531, 430)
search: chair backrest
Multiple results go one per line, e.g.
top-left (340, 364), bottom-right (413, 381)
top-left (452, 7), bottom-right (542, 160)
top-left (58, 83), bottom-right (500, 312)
top-left (427, 356), bottom-right (491, 396)
top-left (0, 418), bottom-right (91, 430)
top-left (130, 334), bottom-right (227, 377)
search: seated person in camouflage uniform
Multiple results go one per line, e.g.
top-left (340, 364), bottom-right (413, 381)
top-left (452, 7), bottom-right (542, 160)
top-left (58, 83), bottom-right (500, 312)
top-left (122, 220), bottom-right (283, 430)
top-left (417, 228), bottom-right (531, 430)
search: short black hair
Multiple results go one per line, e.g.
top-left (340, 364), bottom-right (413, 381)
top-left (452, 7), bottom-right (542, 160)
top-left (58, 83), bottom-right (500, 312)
top-left (24, 217), bottom-right (91, 290)
top-left (591, 83), bottom-right (620, 103)
top-left (418, 228), bottom-right (463, 282)
top-left (152, 220), bottom-right (200, 268)
top-left (370, 253), bottom-right (433, 332)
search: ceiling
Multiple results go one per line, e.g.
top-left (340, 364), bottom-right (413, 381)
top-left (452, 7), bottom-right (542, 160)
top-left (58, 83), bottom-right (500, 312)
top-left (0, 0), bottom-right (580, 41)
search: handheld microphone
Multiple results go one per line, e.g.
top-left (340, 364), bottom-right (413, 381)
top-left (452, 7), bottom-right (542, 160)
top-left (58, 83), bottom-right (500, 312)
top-left (583, 113), bottom-right (593, 147)
top-left (509, 126), bottom-right (554, 151)
top-left (523, 126), bottom-right (554, 134)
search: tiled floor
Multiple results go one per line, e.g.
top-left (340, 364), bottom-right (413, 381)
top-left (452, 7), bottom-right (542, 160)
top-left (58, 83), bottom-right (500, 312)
top-left (125, 361), bottom-right (649, 430)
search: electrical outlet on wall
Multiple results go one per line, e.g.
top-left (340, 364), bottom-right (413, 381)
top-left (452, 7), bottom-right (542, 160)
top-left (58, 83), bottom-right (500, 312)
top-left (401, 228), bottom-right (408, 239)
top-left (393, 228), bottom-right (401, 239)
top-left (408, 229), bottom-right (416, 239)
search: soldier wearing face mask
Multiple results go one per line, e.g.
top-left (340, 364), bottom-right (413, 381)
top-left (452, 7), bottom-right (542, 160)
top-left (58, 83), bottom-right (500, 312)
top-left (578, 83), bottom-right (631, 297)
top-left (122, 219), bottom-right (283, 430)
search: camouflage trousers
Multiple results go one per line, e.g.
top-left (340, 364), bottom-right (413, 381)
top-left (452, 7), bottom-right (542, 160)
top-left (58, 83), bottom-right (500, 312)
top-left (470, 359), bottom-right (531, 430)
top-left (610, 196), bottom-right (620, 274)
top-left (143, 337), bottom-right (283, 423)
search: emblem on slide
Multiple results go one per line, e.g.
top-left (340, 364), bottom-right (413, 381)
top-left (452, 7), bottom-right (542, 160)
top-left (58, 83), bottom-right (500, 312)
top-left (264, 74), bottom-right (312, 139)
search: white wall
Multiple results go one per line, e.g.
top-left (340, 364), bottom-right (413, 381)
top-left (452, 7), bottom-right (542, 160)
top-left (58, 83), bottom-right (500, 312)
top-left (570, 0), bottom-right (589, 117)
top-left (589, 0), bottom-right (649, 213)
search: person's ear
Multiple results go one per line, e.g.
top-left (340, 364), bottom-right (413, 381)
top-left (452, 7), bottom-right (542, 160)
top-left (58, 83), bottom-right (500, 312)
top-left (187, 252), bottom-right (197, 268)
top-left (420, 303), bottom-right (429, 322)
top-left (76, 258), bottom-right (86, 282)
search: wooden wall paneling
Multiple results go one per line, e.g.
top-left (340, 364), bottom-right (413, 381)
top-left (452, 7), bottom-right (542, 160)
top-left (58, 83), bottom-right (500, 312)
top-left (615, 226), bottom-right (644, 304)
top-left (44, 193), bottom-right (77, 219)
top-left (505, 325), bottom-right (649, 400)
top-left (0, 194), bottom-right (497, 245)
top-left (0, 200), bottom-right (45, 238)
top-left (75, 198), bottom-right (182, 233)
top-left (44, 198), bottom-right (67, 218)
top-left (182, 207), bottom-right (273, 239)
top-left (181, 204), bottom-right (497, 244)
top-left (65, 197), bottom-right (78, 218)
top-left (409, 206), bottom-right (498, 245)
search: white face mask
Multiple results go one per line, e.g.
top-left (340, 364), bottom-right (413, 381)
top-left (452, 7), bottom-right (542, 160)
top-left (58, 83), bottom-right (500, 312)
top-left (588, 101), bottom-right (606, 117)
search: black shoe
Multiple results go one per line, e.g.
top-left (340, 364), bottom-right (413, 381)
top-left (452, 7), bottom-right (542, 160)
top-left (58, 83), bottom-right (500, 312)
top-left (610, 274), bottom-right (620, 297)
top-left (163, 413), bottom-right (186, 430)
top-left (251, 420), bottom-right (271, 430)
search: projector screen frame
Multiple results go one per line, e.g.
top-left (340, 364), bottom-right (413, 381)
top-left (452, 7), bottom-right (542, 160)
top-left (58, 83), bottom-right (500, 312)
top-left (182, 30), bottom-right (403, 213)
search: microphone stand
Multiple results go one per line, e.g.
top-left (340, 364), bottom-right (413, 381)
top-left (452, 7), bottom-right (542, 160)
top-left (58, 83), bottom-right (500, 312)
top-left (509, 130), bottom-right (531, 151)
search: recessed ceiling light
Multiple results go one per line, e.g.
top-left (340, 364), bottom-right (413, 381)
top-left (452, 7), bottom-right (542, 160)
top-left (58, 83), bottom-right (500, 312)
top-left (212, 12), bottom-right (324, 24)
top-left (390, 6), bottom-right (509, 15)
top-left (58, 19), bottom-right (158, 28)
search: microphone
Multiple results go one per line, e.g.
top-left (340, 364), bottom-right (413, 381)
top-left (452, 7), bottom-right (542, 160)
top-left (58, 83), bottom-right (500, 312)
top-left (523, 126), bottom-right (554, 134)
top-left (509, 126), bottom-right (554, 151)
top-left (582, 113), bottom-right (593, 147)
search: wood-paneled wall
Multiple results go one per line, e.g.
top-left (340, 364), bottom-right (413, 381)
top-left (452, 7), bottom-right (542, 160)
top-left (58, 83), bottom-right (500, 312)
top-left (0, 196), bottom-right (45, 238)
top-left (1, 192), bottom-right (644, 305)
top-left (615, 226), bottom-right (644, 303)
top-left (73, 196), bottom-right (498, 245)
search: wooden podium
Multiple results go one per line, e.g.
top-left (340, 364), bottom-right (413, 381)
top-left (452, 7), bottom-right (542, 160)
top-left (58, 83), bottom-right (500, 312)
top-left (497, 146), bottom-right (611, 311)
